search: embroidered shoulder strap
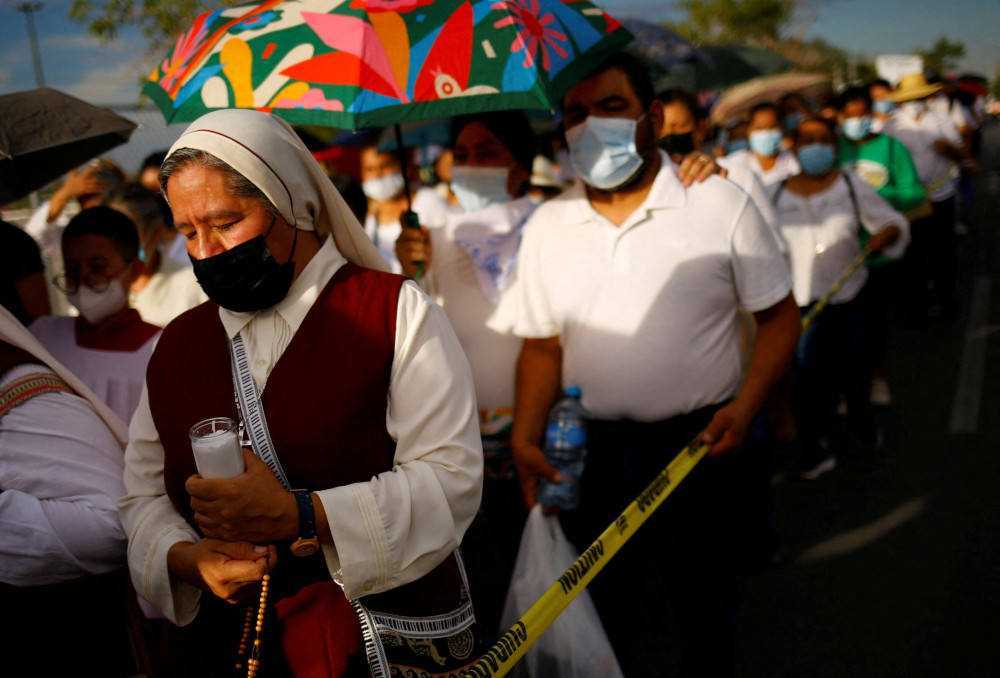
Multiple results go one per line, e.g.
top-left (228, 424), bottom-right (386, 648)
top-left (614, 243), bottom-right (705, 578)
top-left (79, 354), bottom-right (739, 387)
top-left (228, 334), bottom-right (291, 490)
top-left (0, 372), bottom-right (74, 421)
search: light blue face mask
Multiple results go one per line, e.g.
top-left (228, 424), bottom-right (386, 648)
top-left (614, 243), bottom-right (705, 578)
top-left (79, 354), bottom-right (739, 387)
top-left (841, 115), bottom-right (872, 142)
top-left (450, 165), bottom-right (512, 213)
top-left (565, 114), bottom-right (646, 190)
top-left (872, 99), bottom-right (896, 115)
top-left (748, 129), bottom-right (783, 158)
top-left (797, 143), bottom-right (836, 176)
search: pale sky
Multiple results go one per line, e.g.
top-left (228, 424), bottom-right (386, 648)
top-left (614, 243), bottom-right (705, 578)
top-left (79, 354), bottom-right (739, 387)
top-left (0, 0), bottom-right (996, 106)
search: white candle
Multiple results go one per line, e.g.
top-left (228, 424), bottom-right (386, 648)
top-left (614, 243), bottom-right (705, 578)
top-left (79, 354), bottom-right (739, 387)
top-left (189, 418), bottom-right (245, 479)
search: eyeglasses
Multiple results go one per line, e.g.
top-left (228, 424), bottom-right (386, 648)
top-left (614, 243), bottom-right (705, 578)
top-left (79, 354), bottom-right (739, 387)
top-left (52, 267), bottom-right (127, 295)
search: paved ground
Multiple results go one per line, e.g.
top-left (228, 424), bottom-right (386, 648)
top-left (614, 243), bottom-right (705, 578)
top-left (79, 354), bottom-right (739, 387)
top-left (738, 119), bottom-right (1000, 677)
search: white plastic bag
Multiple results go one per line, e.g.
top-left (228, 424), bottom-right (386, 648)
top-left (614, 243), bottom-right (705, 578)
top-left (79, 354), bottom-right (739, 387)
top-left (500, 505), bottom-right (624, 678)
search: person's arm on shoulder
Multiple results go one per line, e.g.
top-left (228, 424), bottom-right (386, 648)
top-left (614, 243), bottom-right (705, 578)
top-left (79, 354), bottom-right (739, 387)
top-left (0, 380), bottom-right (127, 586)
top-left (702, 294), bottom-right (800, 456)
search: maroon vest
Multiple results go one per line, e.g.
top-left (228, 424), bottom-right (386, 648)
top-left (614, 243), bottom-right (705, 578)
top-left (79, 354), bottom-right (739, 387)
top-left (146, 263), bottom-right (463, 677)
top-left (0, 342), bottom-right (37, 375)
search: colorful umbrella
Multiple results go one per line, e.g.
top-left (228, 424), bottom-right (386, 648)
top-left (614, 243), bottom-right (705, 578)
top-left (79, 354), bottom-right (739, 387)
top-left (0, 88), bottom-right (137, 204)
top-left (709, 72), bottom-right (831, 125)
top-left (142, 0), bottom-right (633, 129)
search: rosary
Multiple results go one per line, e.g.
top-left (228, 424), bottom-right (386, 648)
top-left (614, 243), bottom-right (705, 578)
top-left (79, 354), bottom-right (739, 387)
top-left (236, 554), bottom-right (270, 678)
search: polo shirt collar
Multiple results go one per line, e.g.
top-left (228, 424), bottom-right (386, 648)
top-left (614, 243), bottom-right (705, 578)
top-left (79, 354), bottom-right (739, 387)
top-left (561, 150), bottom-right (688, 227)
top-left (218, 235), bottom-right (345, 339)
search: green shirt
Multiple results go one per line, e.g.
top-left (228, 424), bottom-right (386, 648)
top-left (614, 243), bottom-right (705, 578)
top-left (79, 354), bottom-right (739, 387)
top-left (839, 133), bottom-right (925, 267)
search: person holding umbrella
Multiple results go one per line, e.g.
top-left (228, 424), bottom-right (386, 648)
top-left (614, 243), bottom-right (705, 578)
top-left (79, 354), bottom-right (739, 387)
top-left (120, 109), bottom-right (484, 677)
top-left (359, 140), bottom-right (452, 274)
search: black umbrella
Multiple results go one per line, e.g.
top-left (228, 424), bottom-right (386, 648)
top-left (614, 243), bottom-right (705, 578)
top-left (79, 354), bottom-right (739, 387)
top-left (0, 88), bottom-right (137, 204)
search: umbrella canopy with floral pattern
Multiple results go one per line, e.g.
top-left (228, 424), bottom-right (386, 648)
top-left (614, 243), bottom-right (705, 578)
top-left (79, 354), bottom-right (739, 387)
top-left (143, 0), bottom-right (632, 129)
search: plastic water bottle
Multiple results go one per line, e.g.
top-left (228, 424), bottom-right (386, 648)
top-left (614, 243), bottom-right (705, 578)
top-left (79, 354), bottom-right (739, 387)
top-left (537, 386), bottom-right (588, 510)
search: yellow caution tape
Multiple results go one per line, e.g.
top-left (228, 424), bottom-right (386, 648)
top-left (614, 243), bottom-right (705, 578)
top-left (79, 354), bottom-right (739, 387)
top-left (461, 245), bottom-right (876, 677)
top-left (461, 433), bottom-right (710, 678)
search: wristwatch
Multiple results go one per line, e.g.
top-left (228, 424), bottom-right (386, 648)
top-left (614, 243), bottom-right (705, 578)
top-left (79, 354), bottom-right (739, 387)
top-left (290, 489), bottom-right (320, 557)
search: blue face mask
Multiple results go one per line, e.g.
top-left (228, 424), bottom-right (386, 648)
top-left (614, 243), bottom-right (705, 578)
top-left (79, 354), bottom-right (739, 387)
top-left (450, 165), bottom-right (512, 213)
top-left (748, 129), bottom-right (783, 158)
top-left (872, 99), bottom-right (896, 115)
top-left (797, 143), bottom-right (836, 176)
top-left (841, 116), bottom-right (872, 142)
top-left (565, 114), bottom-right (646, 190)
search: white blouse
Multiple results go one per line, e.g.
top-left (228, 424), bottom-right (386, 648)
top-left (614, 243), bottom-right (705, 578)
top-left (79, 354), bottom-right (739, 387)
top-left (774, 171), bottom-right (909, 307)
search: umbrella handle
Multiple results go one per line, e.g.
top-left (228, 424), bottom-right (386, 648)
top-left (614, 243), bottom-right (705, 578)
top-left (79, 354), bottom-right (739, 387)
top-left (401, 210), bottom-right (424, 283)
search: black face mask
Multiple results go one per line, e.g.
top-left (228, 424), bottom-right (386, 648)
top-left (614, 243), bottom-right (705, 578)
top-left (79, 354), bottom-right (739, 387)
top-left (658, 132), bottom-right (696, 157)
top-left (191, 216), bottom-right (297, 313)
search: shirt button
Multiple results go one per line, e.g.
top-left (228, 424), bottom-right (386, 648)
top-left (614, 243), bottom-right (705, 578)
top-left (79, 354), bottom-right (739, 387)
top-left (363, 582), bottom-right (374, 592)
top-left (256, 359), bottom-right (267, 368)
top-left (815, 243), bottom-right (826, 254)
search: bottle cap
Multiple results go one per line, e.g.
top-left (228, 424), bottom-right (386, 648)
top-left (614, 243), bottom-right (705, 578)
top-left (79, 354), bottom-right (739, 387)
top-left (565, 385), bottom-right (581, 397)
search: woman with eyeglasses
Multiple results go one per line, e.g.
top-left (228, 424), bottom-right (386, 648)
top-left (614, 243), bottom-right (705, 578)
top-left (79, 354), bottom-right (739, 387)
top-left (28, 205), bottom-right (161, 425)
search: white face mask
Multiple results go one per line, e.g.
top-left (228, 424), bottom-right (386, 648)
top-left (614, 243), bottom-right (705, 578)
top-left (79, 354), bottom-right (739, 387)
top-left (68, 277), bottom-right (129, 325)
top-left (362, 171), bottom-right (405, 202)
top-left (564, 114), bottom-right (646, 190)
top-left (450, 165), bottom-right (512, 212)
top-left (900, 100), bottom-right (925, 118)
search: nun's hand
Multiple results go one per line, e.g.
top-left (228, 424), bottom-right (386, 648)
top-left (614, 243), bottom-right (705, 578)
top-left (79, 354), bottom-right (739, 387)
top-left (168, 540), bottom-right (277, 604)
top-left (187, 448), bottom-right (298, 544)
top-left (396, 225), bottom-right (432, 279)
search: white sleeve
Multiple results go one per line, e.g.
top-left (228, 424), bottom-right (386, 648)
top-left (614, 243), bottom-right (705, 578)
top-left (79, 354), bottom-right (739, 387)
top-left (509, 211), bottom-right (560, 339)
top-left (119, 383), bottom-right (203, 625)
top-left (850, 172), bottom-right (910, 260)
top-left (314, 281), bottom-right (483, 600)
top-left (730, 195), bottom-right (793, 313)
top-left (0, 384), bottom-right (127, 586)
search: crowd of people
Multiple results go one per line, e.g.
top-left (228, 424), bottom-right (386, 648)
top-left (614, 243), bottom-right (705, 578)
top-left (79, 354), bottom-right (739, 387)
top-left (0, 47), bottom-right (986, 678)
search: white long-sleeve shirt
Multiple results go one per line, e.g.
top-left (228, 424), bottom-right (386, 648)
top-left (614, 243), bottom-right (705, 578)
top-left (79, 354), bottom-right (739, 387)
top-left (0, 362), bottom-right (127, 586)
top-left (119, 236), bottom-right (484, 624)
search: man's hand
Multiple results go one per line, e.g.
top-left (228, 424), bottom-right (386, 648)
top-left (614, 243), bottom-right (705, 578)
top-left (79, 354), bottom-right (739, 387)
top-left (701, 400), bottom-right (755, 457)
top-left (675, 152), bottom-right (724, 187)
top-left (187, 448), bottom-right (298, 543)
top-left (167, 539), bottom-right (276, 604)
top-left (395, 225), bottom-right (432, 279)
top-left (511, 441), bottom-right (562, 513)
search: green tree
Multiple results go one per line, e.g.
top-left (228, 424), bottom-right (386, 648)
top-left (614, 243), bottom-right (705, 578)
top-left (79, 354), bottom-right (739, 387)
top-left (916, 36), bottom-right (966, 74)
top-left (669, 0), bottom-right (797, 47)
top-left (69, 0), bottom-right (243, 45)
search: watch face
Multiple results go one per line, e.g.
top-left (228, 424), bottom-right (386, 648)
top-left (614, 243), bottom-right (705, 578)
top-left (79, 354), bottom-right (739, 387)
top-left (291, 538), bottom-right (320, 557)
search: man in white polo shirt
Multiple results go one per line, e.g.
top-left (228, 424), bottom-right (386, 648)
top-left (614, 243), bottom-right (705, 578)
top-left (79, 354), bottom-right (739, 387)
top-left (509, 52), bottom-right (800, 677)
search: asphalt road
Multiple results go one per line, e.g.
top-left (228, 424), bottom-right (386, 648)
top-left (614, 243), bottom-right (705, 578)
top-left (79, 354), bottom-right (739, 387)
top-left (738, 120), bottom-right (1000, 677)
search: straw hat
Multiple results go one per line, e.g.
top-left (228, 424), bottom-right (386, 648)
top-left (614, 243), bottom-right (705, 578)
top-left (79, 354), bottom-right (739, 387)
top-left (889, 73), bottom-right (944, 103)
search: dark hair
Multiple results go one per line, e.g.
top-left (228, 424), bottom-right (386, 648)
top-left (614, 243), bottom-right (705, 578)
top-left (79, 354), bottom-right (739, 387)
top-left (791, 115), bottom-right (838, 144)
top-left (329, 173), bottom-right (368, 224)
top-left (869, 79), bottom-right (891, 91)
top-left (141, 151), bottom-right (168, 172)
top-left (63, 205), bottom-right (140, 263)
top-left (450, 110), bottom-right (536, 173)
top-left (102, 182), bottom-right (165, 237)
top-left (159, 148), bottom-right (279, 218)
top-left (749, 101), bottom-right (782, 123)
top-left (656, 88), bottom-right (705, 122)
top-left (576, 50), bottom-right (655, 109)
top-left (836, 85), bottom-right (872, 112)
